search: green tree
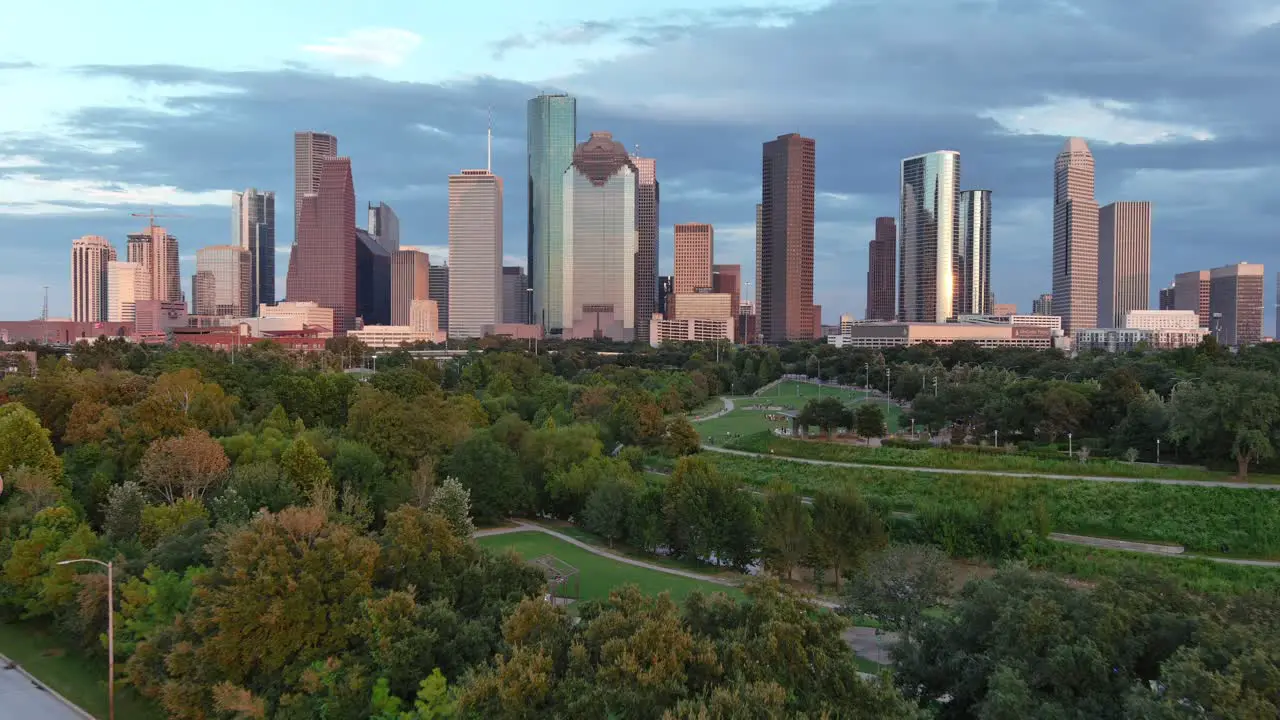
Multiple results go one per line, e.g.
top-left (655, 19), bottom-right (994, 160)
top-left (796, 397), bottom-right (852, 436)
top-left (810, 487), bottom-right (886, 588)
top-left (1169, 372), bottom-right (1280, 479)
top-left (582, 476), bottom-right (637, 547)
top-left (853, 402), bottom-right (887, 437)
top-left (0, 402), bottom-right (61, 477)
top-left (759, 481), bottom-right (811, 581)
top-left (104, 481), bottom-right (146, 542)
top-left (663, 416), bottom-right (702, 456)
top-left (280, 436), bottom-right (331, 500)
top-left (427, 477), bottom-right (475, 539)
top-left (842, 543), bottom-right (951, 640)
top-left (447, 432), bottom-right (528, 523)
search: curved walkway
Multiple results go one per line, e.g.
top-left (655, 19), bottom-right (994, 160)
top-left (702, 445), bottom-right (1280, 490)
top-left (689, 397), bottom-right (736, 422)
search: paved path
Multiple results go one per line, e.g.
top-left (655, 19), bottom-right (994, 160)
top-left (689, 397), bottom-right (736, 422)
top-left (0, 655), bottom-right (91, 720)
top-left (702, 445), bottom-right (1280, 490)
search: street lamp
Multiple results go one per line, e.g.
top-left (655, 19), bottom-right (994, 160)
top-left (810, 354), bottom-right (821, 399)
top-left (56, 558), bottom-right (114, 720)
top-left (885, 367), bottom-right (892, 420)
top-left (1156, 437), bottom-right (1161, 464)
top-left (864, 362), bottom-right (870, 391)
top-left (994, 429), bottom-right (999, 448)
top-left (1068, 432), bottom-right (1073, 458)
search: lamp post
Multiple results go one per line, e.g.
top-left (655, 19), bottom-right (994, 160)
top-left (1068, 432), bottom-right (1073, 458)
top-left (57, 558), bottom-right (113, 720)
top-left (932, 376), bottom-right (938, 397)
top-left (885, 367), bottom-right (892, 419)
top-left (994, 429), bottom-right (999, 448)
top-left (864, 362), bottom-right (870, 391)
top-left (1156, 437), bottom-right (1161, 464)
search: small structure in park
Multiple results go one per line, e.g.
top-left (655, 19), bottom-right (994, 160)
top-left (530, 554), bottom-right (580, 606)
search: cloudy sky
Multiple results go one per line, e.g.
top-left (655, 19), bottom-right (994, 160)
top-left (2, 0), bottom-right (1278, 330)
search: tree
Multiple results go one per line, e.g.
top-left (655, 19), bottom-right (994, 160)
top-left (427, 477), bottom-right (475, 539)
top-left (582, 476), bottom-right (637, 546)
top-left (104, 481), bottom-right (146, 542)
top-left (0, 402), bottom-right (61, 477)
top-left (796, 397), bottom-right (851, 437)
top-left (279, 436), bottom-right (332, 501)
top-left (137, 429), bottom-right (230, 503)
top-left (810, 487), bottom-right (886, 588)
top-left (842, 543), bottom-right (951, 640)
top-left (759, 482), bottom-right (811, 581)
top-left (663, 416), bottom-right (702, 456)
top-left (1169, 372), bottom-right (1280, 480)
top-left (853, 403), bottom-right (887, 438)
top-left (446, 432), bottom-right (528, 523)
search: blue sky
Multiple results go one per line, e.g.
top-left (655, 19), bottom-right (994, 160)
top-left (2, 0), bottom-right (1279, 330)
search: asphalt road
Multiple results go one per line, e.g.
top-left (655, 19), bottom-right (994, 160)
top-left (0, 660), bottom-right (88, 720)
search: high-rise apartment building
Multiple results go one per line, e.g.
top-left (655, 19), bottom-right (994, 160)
top-left (126, 225), bottom-right (181, 305)
top-left (1209, 262), bottom-right (1264, 346)
top-left (107, 261), bottom-right (141, 323)
top-left (1051, 137), bottom-right (1099, 333)
top-left (287, 157), bottom-right (357, 332)
top-left (866, 217), bottom-right (896, 320)
top-left (71, 235), bottom-right (114, 322)
top-left (448, 167), bottom-right (503, 339)
top-left (632, 154), bottom-right (658, 341)
top-left (754, 203), bottom-right (762, 313)
top-left (367, 202), bottom-right (400, 254)
top-left (957, 189), bottom-right (992, 316)
top-left (712, 264), bottom-right (741, 319)
top-left (429, 263), bottom-right (449, 332)
top-left (527, 93), bottom-right (577, 332)
top-left (231, 188), bottom-right (276, 312)
top-left (899, 151), bottom-right (961, 322)
top-left (355, 228), bottom-right (392, 326)
top-left (674, 223), bottom-right (714, 293)
top-left (1097, 201), bottom-right (1152, 328)
top-left (194, 245), bottom-right (251, 317)
top-left (392, 249), bottom-right (430, 326)
top-left (1159, 286), bottom-right (1175, 310)
top-left (294, 131), bottom-right (338, 232)
top-left (1032, 293), bottom-right (1054, 316)
top-left (562, 131), bottom-right (638, 340)
top-left (1173, 270), bottom-right (1211, 328)
top-left (759, 133), bottom-right (816, 342)
top-left (502, 266), bottom-right (529, 324)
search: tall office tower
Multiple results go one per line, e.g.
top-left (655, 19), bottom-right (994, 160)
top-left (71, 235), bottom-right (114, 322)
top-left (674, 223), bottom-right (714, 293)
top-left (368, 202), bottom-right (400, 253)
top-left (191, 271), bottom-right (215, 315)
top-left (957, 189), bottom-right (992, 316)
top-left (502, 266), bottom-right (529, 323)
top-left (1158, 286), bottom-right (1175, 310)
top-left (126, 225), bottom-right (181, 304)
top-left (355, 228), bottom-right (392, 325)
top-left (632, 154), bottom-right (659, 341)
top-left (1209, 262), bottom-right (1264, 346)
top-left (754, 203), bottom-right (763, 312)
top-left (1032, 293), bottom-right (1054, 316)
top-left (392, 249), bottom-right (430, 325)
top-left (1173, 270), bottom-right (1211, 328)
top-left (107, 261), bottom-right (140, 323)
top-left (448, 136), bottom-right (503, 339)
top-left (194, 245), bottom-right (252, 317)
top-left (1097, 201), bottom-right (1152, 328)
top-left (1051, 137), bottom-right (1099, 333)
top-left (656, 275), bottom-right (673, 316)
top-left (231, 188), bottom-right (276, 312)
top-left (294, 131), bottom-right (338, 232)
top-left (562, 131), bottom-right (638, 340)
top-left (429, 263), bottom-right (450, 332)
top-left (288, 157), bottom-right (357, 332)
top-left (527, 93), bottom-right (577, 332)
top-left (712, 264), bottom-right (741, 317)
top-left (759, 133), bottom-right (816, 342)
top-left (898, 151), bottom-right (961, 322)
top-left (865, 217), bottom-right (896, 320)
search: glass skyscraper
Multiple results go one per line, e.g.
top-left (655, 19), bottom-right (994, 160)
top-left (527, 93), bottom-right (577, 333)
top-left (898, 150), bottom-right (961, 322)
top-left (231, 188), bottom-right (276, 312)
top-left (957, 189), bottom-right (992, 316)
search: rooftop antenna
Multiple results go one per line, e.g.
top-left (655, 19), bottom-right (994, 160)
top-left (486, 107), bottom-right (493, 172)
top-left (41, 286), bottom-right (48, 322)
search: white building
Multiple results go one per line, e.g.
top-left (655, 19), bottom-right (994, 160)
top-left (71, 235), bottom-right (115, 322)
top-left (1075, 310), bottom-right (1206, 353)
top-left (649, 314), bottom-right (734, 346)
top-left (447, 167), bottom-right (503, 339)
top-left (348, 298), bottom-right (442, 347)
top-left (107, 261), bottom-right (140, 323)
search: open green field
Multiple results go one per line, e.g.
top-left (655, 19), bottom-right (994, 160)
top-left (477, 531), bottom-right (744, 603)
top-left (0, 623), bottom-right (165, 720)
top-left (696, 381), bottom-right (902, 441)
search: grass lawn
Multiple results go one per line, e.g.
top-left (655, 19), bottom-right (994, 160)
top-left (477, 531), bottom-right (744, 604)
top-left (0, 622), bottom-right (165, 720)
top-left (697, 381), bottom-right (902, 442)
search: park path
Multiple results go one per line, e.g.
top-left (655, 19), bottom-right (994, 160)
top-left (689, 397), bottom-right (736, 422)
top-left (702, 445), bottom-right (1280, 490)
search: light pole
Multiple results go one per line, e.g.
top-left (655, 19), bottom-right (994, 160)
top-left (994, 429), bottom-right (999, 448)
top-left (1156, 438), bottom-right (1161, 464)
top-left (932, 376), bottom-right (938, 397)
top-left (864, 362), bottom-right (870, 391)
top-left (1068, 432), bottom-right (1073, 458)
top-left (57, 558), bottom-right (113, 720)
top-left (885, 367), bottom-right (892, 419)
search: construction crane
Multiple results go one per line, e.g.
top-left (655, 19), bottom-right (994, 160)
top-left (130, 208), bottom-right (190, 232)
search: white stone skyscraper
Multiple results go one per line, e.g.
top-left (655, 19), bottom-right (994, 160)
top-left (1051, 137), bottom-right (1099, 332)
top-left (447, 124), bottom-right (503, 339)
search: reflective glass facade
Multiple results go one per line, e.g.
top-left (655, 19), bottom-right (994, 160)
top-left (232, 188), bottom-right (276, 312)
top-left (957, 189), bottom-right (991, 316)
top-left (527, 94), bottom-right (577, 332)
top-left (899, 151), bottom-right (960, 322)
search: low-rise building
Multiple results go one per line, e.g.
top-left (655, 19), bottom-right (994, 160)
top-left (826, 322), bottom-right (1057, 350)
top-left (649, 314), bottom-right (734, 346)
top-left (1075, 310), bottom-right (1207, 352)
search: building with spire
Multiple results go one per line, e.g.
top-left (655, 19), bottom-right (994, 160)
top-left (448, 117), bottom-right (503, 339)
top-left (1051, 137), bottom-right (1099, 333)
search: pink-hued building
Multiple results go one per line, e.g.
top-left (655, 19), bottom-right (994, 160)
top-left (71, 235), bottom-right (115, 322)
top-left (1174, 269), bottom-right (1211, 329)
top-left (392, 249), bottom-right (430, 326)
top-left (135, 300), bottom-right (189, 334)
top-left (447, 168), bottom-right (503, 339)
top-left (483, 323), bottom-right (543, 340)
top-left (1051, 137), bottom-right (1099, 333)
top-left (1098, 201), bottom-right (1152, 328)
top-left (127, 225), bottom-right (182, 305)
top-left (866, 217), bottom-right (896, 320)
top-left (294, 131), bottom-right (338, 232)
top-left (712, 264), bottom-right (740, 320)
top-left (759, 133), bottom-right (816, 342)
top-left (0, 320), bottom-right (133, 344)
top-left (649, 313), bottom-right (734, 346)
top-left (287, 157), bottom-right (357, 333)
top-left (674, 223), bottom-right (713, 295)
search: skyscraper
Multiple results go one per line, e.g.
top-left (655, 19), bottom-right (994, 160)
top-left (712, 264), bottom-right (741, 316)
top-left (356, 228), bottom-right (392, 326)
top-left (632, 154), bottom-right (658, 341)
top-left (231, 189), bottom-right (276, 312)
top-left (448, 143), bottom-right (503, 339)
top-left (392, 249), bottom-right (430, 326)
top-left (1209, 262), bottom-right (1264, 346)
top-left (866, 217), bottom-right (896, 321)
top-left (754, 203), bottom-right (762, 313)
top-left (193, 245), bottom-right (251, 317)
top-left (107, 261), bottom-right (140, 323)
top-left (294, 131), bottom-right (338, 232)
top-left (1159, 286), bottom-right (1175, 310)
top-left (288, 157), bottom-right (357, 332)
top-left (759, 133), bottom-right (816, 342)
top-left (898, 151), bottom-right (961, 322)
top-left (126, 225), bottom-right (181, 304)
top-left (957, 189), bottom-right (992, 316)
top-left (502, 266), bottom-right (529, 324)
top-left (1032, 293), bottom-right (1054, 316)
top-left (1097, 201), bottom-right (1152, 328)
top-left (1051, 137), bottom-right (1099, 333)
top-left (368, 202), bottom-right (400, 254)
top-left (563, 131), bottom-right (638, 340)
top-left (429, 263), bottom-right (449, 332)
top-left (71, 235), bottom-right (114, 322)
top-left (527, 93), bottom-right (577, 332)
top-left (1174, 270), bottom-right (1211, 328)
top-left (674, 223), bottom-right (714, 293)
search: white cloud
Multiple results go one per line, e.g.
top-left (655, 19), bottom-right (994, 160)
top-left (981, 96), bottom-right (1215, 145)
top-left (302, 29), bottom-right (422, 67)
top-left (0, 155), bottom-right (43, 168)
top-left (0, 173), bottom-right (230, 215)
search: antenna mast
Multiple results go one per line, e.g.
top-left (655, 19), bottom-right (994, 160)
top-left (486, 107), bottom-right (493, 172)
top-left (41, 286), bottom-right (48, 322)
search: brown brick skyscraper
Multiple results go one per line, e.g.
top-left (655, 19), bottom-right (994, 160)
top-left (287, 157), bottom-right (356, 332)
top-left (866, 216), bottom-right (895, 320)
top-left (759, 133), bottom-right (815, 343)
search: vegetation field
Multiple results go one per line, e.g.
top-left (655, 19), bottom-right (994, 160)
top-left (0, 623), bottom-right (164, 720)
top-left (696, 381), bottom-right (902, 441)
top-left (726, 431), bottom-right (1274, 483)
top-left (704, 452), bottom-right (1280, 561)
top-left (476, 531), bottom-right (745, 603)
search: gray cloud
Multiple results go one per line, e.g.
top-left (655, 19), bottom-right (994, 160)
top-left (0, 61), bottom-right (35, 70)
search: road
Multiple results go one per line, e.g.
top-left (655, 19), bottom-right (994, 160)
top-left (701, 445), bottom-right (1280, 490)
top-left (0, 657), bottom-right (90, 720)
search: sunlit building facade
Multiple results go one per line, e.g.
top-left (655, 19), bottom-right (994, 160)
top-left (899, 151), bottom-right (961, 322)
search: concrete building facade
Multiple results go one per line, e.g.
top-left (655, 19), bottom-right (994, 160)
top-left (71, 235), bottom-right (114, 322)
top-left (448, 169), bottom-right (503, 339)
top-left (1097, 201), bottom-right (1152, 328)
top-left (674, 223), bottom-right (714, 294)
top-left (1051, 137), bottom-right (1099, 333)
top-left (866, 217), bottom-right (896, 320)
top-left (759, 133), bottom-right (816, 342)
